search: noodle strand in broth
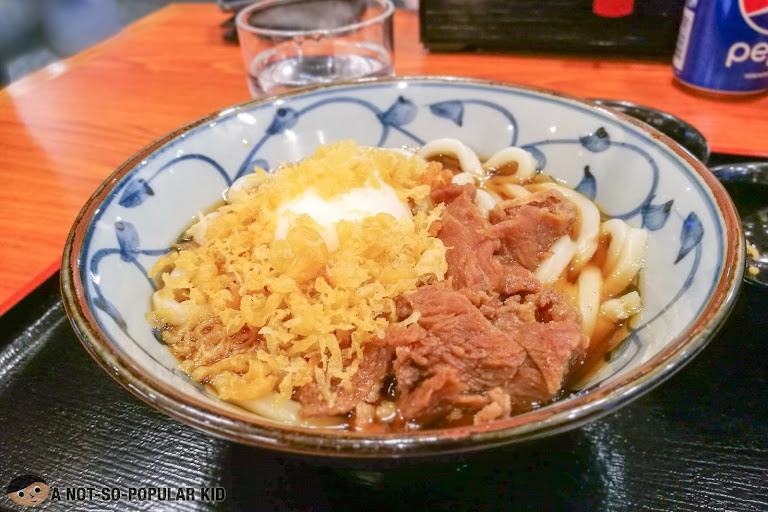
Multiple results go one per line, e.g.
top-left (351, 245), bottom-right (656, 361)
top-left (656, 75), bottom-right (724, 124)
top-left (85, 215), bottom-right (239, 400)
top-left (147, 140), bottom-right (648, 431)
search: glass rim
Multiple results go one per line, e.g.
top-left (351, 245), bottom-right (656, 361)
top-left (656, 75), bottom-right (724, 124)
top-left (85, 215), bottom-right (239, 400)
top-left (235, 0), bottom-right (394, 38)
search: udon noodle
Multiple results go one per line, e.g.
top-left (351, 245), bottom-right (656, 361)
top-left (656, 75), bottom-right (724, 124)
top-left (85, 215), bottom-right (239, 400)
top-left (148, 140), bottom-right (647, 431)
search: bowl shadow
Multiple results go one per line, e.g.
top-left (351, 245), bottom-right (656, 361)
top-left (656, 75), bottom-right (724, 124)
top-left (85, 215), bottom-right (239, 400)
top-left (221, 429), bottom-right (607, 511)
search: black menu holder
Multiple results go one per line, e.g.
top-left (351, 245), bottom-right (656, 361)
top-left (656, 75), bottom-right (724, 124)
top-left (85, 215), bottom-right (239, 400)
top-left (420, 0), bottom-right (686, 59)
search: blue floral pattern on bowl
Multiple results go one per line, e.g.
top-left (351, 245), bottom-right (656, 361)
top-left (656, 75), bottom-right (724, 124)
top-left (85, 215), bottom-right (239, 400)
top-left (64, 77), bottom-right (743, 455)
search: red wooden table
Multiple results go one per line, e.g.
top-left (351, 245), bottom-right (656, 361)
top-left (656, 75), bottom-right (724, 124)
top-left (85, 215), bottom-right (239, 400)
top-left (0, 4), bottom-right (766, 315)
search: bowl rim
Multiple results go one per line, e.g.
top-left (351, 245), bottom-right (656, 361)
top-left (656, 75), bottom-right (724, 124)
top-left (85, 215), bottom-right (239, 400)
top-left (589, 98), bottom-right (711, 164)
top-left (235, 0), bottom-right (394, 39)
top-left (60, 75), bottom-right (745, 457)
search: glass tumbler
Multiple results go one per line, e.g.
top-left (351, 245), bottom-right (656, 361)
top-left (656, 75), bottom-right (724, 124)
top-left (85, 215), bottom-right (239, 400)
top-left (235, 0), bottom-right (395, 96)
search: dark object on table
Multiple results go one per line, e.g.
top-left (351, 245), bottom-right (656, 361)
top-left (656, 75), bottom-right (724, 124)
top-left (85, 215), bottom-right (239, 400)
top-left (420, 0), bottom-right (686, 58)
top-left (221, 14), bottom-right (239, 43)
top-left (218, 0), bottom-right (263, 11)
top-left (592, 99), bottom-right (710, 163)
top-left (0, 62), bottom-right (8, 87)
top-left (711, 161), bottom-right (768, 289)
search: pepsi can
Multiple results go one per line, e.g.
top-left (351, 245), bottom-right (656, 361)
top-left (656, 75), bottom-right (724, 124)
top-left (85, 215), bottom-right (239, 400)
top-left (673, 0), bottom-right (768, 95)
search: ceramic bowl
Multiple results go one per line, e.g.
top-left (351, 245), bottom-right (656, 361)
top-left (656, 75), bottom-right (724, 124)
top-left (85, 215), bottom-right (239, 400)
top-left (61, 76), bottom-right (744, 458)
top-left (590, 99), bottom-right (710, 164)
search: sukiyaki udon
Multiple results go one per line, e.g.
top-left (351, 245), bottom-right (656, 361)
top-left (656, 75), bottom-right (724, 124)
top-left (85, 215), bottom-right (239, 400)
top-left (147, 139), bottom-right (648, 431)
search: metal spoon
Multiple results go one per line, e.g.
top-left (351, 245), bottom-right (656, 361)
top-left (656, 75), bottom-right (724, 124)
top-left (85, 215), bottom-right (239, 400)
top-left (710, 162), bottom-right (768, 288)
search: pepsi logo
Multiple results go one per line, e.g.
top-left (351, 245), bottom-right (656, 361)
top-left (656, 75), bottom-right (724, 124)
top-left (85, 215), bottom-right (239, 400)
top-left (741, 0), bottom-right (768, 35)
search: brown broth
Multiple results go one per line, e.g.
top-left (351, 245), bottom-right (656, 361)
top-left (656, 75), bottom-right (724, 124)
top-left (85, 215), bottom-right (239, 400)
top-left (428, 154), bottom-right (462, 173)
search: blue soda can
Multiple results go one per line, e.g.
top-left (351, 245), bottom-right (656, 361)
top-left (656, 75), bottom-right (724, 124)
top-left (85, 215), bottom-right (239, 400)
top-left (673, 0), bottom-right (768, 95)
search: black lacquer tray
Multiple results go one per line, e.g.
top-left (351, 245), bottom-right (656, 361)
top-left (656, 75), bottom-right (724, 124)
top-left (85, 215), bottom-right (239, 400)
top-left (1, 156), bottom-right (767, 512)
